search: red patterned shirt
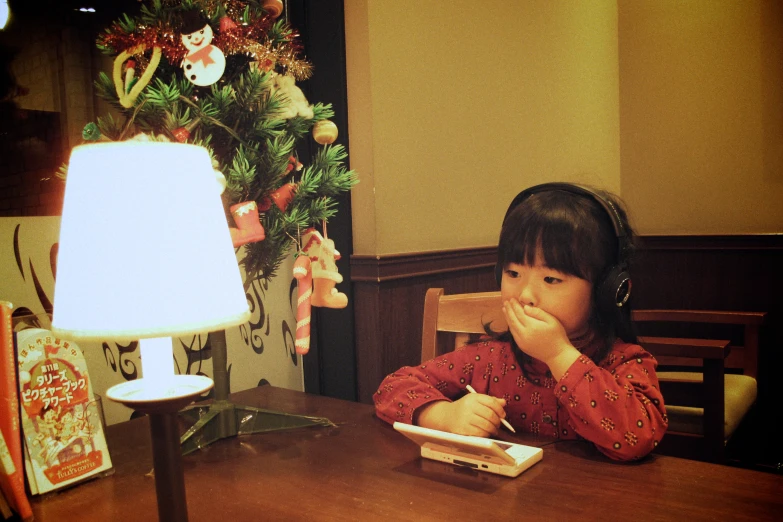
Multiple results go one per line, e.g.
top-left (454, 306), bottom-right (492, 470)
top-left (374, 337), bottom-right (668, 461)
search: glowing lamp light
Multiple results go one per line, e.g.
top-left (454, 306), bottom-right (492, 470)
top-left (52, 142), bottom-right (249, 361)
top-left (1, 1), bottom-right (10, 30)
top-left (52, 141), bottom-right (250, 522)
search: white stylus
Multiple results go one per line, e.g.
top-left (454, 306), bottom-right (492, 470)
top-left (465, 384), bottom-right (516, 433)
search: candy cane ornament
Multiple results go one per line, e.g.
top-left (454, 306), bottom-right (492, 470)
top-left (292, 255), bottom-right (312, 354)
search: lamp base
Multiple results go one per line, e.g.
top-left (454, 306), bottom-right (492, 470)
top-left (107, 375), bottom-right (213, 414)
top-left (178, 329), bottom-right (334, 455)
top-left (179, 399), bottom-right (335, 455)
top-left (106, 375), bottom-right (214, 522)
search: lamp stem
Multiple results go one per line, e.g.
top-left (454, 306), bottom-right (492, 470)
top-left (209, 329), bottom-right (237, 437)
top-left (149, 411), bottom-right (189, 522)
top-left (211, 329), bottom-right (229, 402)
top-left (140, 337), bottom-right (175, 383)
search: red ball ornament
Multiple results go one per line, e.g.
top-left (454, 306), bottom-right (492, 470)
top-left (220, 16), bottom-right (238, 33)
top-left (263, 0), bottom-right (284, 19)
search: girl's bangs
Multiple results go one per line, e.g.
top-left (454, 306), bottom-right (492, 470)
top-left (501, 203), bottom-right (597, 281)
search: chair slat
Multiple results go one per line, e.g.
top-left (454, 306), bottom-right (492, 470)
top-left (637, 336), bottom-right (730, 359)
top-left (437, 292), bottom-right (505, 334)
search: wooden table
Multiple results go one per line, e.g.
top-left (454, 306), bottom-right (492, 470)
top-left (31, 386), bottom-right (782, 521)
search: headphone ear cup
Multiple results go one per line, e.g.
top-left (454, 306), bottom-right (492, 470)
top-left (599, 265), bottom-right (632, 310)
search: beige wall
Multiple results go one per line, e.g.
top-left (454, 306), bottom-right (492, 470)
top-left (345, 0), bottom-right (783, 256)
top-left (619, 0), bottom-right (783, 234)
top-left (345, 0), bottom-right (622, 255)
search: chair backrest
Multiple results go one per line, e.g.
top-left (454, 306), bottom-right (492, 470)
top-left (631, 309), bottom-right (766, 463)
top-left (631, 310), bottom-right (765, 378)
top-left (421, 288), bottom-right (505, 364)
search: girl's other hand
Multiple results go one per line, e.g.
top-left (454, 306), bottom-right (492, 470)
top-left (415, 394), bottom-right (507, 437)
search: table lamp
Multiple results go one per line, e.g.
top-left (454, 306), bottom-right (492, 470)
top-left (51, 141), bottom-right (251, 522)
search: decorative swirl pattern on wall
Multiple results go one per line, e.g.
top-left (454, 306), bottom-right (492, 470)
top-left (243, 277), bottom-right (271, 355)
top-left (284, 278), bottom-right (299, 365)
top-left (117, 342), bottom-right (138, 381)
top-left (13, 224), bottom-right (24, 282)
top-left (179, 333), bottom-right (211, 378)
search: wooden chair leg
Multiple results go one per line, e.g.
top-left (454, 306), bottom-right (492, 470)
top-left (703, 358), bottom-right (725, 463)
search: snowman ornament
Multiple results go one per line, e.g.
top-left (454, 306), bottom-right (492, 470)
top-left (181, 21), bottom-right (226, 86)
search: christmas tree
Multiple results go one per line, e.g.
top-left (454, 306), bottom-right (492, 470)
top-left (64, 0), bottom-right (357, 289)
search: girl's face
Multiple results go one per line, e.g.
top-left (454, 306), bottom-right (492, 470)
top-left (500, 251), bottom-right (593, 338)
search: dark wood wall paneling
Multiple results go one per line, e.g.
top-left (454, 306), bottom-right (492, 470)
top-left (351, 247), bottom-right (497, 403)
top-left (349, 235), bottom-right (783, 471)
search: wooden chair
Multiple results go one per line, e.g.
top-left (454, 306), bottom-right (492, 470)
top-left (632, 309), bottom-right (766, 464)
top-left (421, 288), bottom-right (506, 364)
top-left (421, 288), bottom-right (766, 464)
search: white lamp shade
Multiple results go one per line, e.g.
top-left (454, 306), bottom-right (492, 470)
top-left (52, 142), bottom-right (250, 342)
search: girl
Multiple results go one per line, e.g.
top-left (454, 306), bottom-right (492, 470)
top-left (374, 183), bottom-right (667, 461)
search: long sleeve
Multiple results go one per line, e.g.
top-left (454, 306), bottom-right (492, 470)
top-left (373, 341), bottom-right (492, 425)
top-left (553, 341), bottom-right (668, 460)
top-left (374, 338), bottom-right (668, 462)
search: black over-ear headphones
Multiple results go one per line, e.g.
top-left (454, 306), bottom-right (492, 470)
top-left (494, 182), bottom-right (632, 309)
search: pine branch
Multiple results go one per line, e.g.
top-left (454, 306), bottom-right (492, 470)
top-left (146, 77), bottom-right (181, 111)
top-left (252, 116), bottom-right (286, 142)
top-left (140, 0), bottom-right (161, 20)
top-left (195, 99), bottom-right (218, 120)
top-left (311, 103), bottom-right (335, 121)
top-left (226, 146), bottom-right (257, 199)
top-left (176, 76), bottom-right (195, 100)
top-left (208, 84), bottom-right (236, 115)
top-left (238, 227), bottom-right (293, 284)
top-left (93, 73), bottom-right (127, 113)
top-left (247, 135), bottom-right (295, 201)
top-left (116, 14), bottom-right (137, 34)
top-left (55, 162), bottom-right (69, 180)
top-left (308, 145), bottom-right (359, 196)
top-left (96, 114), bottom-right (123, 141)
top-left (190, 135), bottom-right (214, 155)
top-left (283, 116), bottom-right (312, 139)
top-left (162, 106), bottom-right (191, 133)
top-left (268, 20), bottom-right (295, 47)
top-left (235, 67), bottom-right (271, 111)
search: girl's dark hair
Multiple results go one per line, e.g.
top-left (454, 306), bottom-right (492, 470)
top-left (489, 186), bottom-right (637, 375)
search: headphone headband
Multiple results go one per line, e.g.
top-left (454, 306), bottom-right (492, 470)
top-left (497, 182), bottom-right (632, 308)
top-left (501, 182), bottom-right (630, 259)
